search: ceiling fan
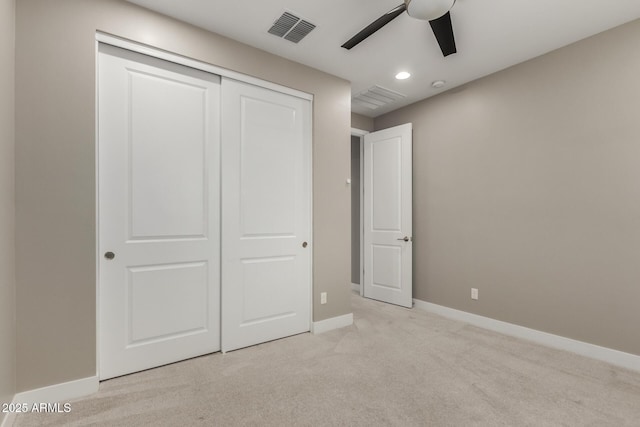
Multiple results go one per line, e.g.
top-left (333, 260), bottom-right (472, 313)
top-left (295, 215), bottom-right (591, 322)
top-left (341, 0), bottom-right (457, 57)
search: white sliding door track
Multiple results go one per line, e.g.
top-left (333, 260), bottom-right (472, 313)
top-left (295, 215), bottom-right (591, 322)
top-left (96, 32), bottom-right (313, 102)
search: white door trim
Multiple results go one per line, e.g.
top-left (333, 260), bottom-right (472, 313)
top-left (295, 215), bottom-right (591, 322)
top-left (95, 32), bottom-right (313, 102)
top-left (351, 128), bottom-right (369, 297)
top-left (350, 128), bottom-right (369, 137)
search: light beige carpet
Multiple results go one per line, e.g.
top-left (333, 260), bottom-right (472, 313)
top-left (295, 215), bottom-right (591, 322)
top-left (13, 293), bottom-right (640, 426)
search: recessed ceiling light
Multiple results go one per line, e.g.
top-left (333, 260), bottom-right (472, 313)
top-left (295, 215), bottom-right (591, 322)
top-left (431, 80), bottom-right (446, 88)
top-left (395, 71), bottom-right (411, 80)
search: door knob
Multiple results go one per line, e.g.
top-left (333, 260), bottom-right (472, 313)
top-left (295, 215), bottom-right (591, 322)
top-left (104, 251), bottom-right (115, 260)
top-left (397, 236), bottom-right (410, 242)
top-left (302, 242), bottom-right (308, 248)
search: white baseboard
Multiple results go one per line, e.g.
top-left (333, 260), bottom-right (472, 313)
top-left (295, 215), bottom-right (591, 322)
top-left (351, 283), bottom-right (360, 293)
top-left (1, 376), bottom-right (98, 427)
top-left (12, 376), bottom-right (99, 406)
top-left (413, 299), bottom-right (640, 373)
top-left (312, 313), bottom-right (354, 334)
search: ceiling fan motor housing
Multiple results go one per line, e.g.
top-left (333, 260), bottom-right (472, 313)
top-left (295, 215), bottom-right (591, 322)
top-left (405, 0), bottom-right (455, 20)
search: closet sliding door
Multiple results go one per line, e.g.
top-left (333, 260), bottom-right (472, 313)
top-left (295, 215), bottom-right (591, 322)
top-left (221, 78), bottom-right (312, 352)
top-left (99, 42), bottom-right (313, 379)
top-left (98, 44), bottom-right (221, 380)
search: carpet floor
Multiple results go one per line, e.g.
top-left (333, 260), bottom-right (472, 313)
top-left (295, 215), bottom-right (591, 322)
top-left (13, 293), bottom-right (640, 426)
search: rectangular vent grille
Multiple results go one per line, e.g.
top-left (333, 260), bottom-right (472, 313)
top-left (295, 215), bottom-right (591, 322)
top-left (268, 11), bottom-right (316, 43)
top-left (268, 12), bottom-right (299, 37)
top-left (285, 20), bottom-right (316, 43)
top-left (352, 85), bottom-right (406, 110)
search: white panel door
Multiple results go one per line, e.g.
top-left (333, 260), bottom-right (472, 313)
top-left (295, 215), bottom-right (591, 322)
top-left (98, 44), bottom-right (221, 379)
top-left (221, 78), bottom-right (311, 352)
top-left (363, 123), bottom-right (413, 307)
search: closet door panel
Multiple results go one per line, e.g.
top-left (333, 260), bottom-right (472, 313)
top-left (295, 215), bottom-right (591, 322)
top-left (98, 44), bottom-right (221, 379)
top-left (221, 78), bottom-right (311, 352)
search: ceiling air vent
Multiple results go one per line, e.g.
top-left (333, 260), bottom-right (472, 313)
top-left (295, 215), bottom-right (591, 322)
top-left (268, 11), bottom-right (316, 43)
top-left (352, 85), bottom-right (406, 110)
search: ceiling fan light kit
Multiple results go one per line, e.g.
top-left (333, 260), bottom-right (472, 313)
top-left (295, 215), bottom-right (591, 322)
top-left (405, 0), bottom-right (455, 20)
top-left (341, 0), bottom-right (457, 57)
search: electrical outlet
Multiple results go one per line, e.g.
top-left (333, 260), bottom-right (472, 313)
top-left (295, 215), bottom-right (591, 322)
top-left (321, 292), bottom-right (327, 304)
top-left (471, 288), bottom-right (478, 300)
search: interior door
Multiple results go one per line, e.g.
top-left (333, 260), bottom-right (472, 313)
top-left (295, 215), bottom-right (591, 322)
top-left (221, 78), bottom-right (311, 352)
top-left (98, 44), bottom-right (221, 379)
top-left (363, 123), bottom-right (413, 307)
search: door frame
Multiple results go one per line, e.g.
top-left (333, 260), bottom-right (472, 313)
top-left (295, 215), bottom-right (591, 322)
top-left (351, 128), bottom-right (368, 297)
top-left (95, 32), bottom-right (314, 378)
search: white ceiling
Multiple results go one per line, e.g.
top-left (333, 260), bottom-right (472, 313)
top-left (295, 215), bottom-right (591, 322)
top-left (127, 0), bottom-right (640, 117)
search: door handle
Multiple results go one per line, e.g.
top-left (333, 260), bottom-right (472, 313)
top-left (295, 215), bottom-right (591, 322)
top-left (397, 236), bottom-right (410, 242)
top-left (104, 251), bottom-right (115, 260)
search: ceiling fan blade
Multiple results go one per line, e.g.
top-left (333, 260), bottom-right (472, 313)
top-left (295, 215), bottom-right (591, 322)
top-left (429, 11), bottom-right (457, 57)
top-left (341, 3), bottom-right (407, 50)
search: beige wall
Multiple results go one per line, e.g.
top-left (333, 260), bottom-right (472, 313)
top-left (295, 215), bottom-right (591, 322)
top-left (0, 0), bottom-right (16, 412)
top-left (351, 113), bottom-right (374, 132)
top-left (376, 19), bottom-right (640, 356)
top-left (15, 0), bottom-right (351, 392)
